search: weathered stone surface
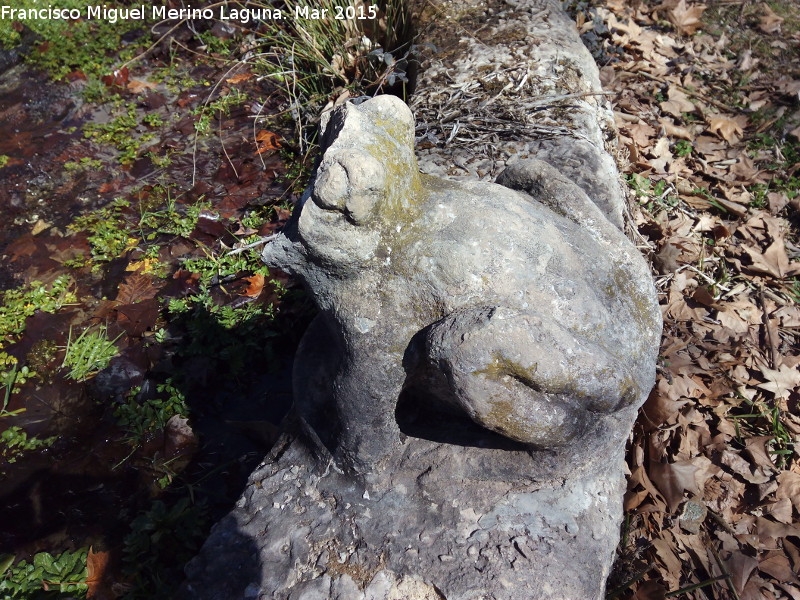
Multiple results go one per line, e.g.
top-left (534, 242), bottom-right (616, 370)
top-left (182, 93), bottom-right (660, 599)
top-left (262, 93), bottom-right (659, 475)
top-left (182, 1), bottom-right (662, 598)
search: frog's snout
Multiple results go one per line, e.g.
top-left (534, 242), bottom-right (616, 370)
top-left (313, 150), bottom-right (386, 225)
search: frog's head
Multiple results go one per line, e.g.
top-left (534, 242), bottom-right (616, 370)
top-left (264, 95), bottom-right (422, 276)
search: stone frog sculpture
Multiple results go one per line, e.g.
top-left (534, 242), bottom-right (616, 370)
top-left (263, 94), bottom-right (661, 479)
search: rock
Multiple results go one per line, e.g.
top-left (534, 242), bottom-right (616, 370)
top-left (182, 1), bottom-right (662, 598)
top-left (261, 94), bottom-right (659, 475)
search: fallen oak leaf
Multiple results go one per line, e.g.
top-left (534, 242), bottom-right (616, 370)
top-left (241, 273), bottom-right (265, 298)
top-left (707, 114), bottom-right (748, 144)
top-left (127, 79), bottom-right (157, 94)
top-left (759, 4), bottom-right (784, 34)
top-left (255, 130), bottom-right (281, 154)
top-left (756, 364), bottom-right (800, 400)
top-left (226, 72), bottom-right (254, 84)
top-left (667, 0), bottom-right (706, 36)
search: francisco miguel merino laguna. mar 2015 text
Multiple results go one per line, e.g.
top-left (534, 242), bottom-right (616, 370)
top-left (0, 3), bottom-right (380, 23)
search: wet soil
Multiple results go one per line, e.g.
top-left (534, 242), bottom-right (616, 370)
top-left (0, 23), bottom-right (314, 594)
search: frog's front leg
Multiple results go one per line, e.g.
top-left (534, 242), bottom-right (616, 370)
top-left (404, 306), bottom-right (643, 447)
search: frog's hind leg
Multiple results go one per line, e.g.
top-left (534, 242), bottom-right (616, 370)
top-left (496, 158), bottom-right (622, 243)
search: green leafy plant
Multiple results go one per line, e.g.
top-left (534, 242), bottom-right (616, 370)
top-left (0, 0), bottom-right (143, 79)
top-left (115, 379), bottom-right (189, 444)
top-left (137, 192), bottom-right (210, 241)
top-left (748, 175), bottom-right (800, 209)
top-left (83, 102), bottom-right (155, 164)
top-left (0, 548), bottom-right (88, 598)
top-left (62, 326), bottom-right (121, 381)
top-left (69, 198), bottom-right (136, 265)
top-left (121, 499), bottom-right (207, 599)
top-left (674, 139), bottom-right (693, 156)
top-left (192, 89), bottom-right (248, 135)
top-left (626, 174), bottom-right (680, 214)
top-left (1, 353), bottom-right (37, 414)
top-left (63, 157), bottom-right (104, 172)
top-left (0, 426), bottom-right (56, 464)
top-left (0, 276), bottom-right (77, 346)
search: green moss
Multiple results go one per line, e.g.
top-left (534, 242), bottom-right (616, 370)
top-left (473, 353), bottom-right (539, 389)
top-left (64, 157), bottom-right (103, 172)
top-left (68, 198), bottom-right (137, 264)
top-left (485, 396), bottom-right (533, 441)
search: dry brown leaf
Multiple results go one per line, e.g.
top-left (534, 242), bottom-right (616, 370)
top-left (633, 580), bottom-right (668, 600)
top-left (763, 498), bottom-right (793, 525)
top-left (255, 130), bottom-right (281, 154)
top-left (649, 459), bottom-right (700, 512)
top-left (758, 4), bottom-right (784, 34)
top-left (720, 449), bottom-right (770, 484)
top-left (741, 240), bottom-right (791, 278)
top-left (694, 134), bottom-right (727, 158)
top-left (744, 436), bottom-right (778, 473)
top-left (726, 551), bottom-right (759, 595)
top-left (86, 546), bottom-right (111, 599)
top-left (652, 533), bottom-right (683, 588)
top-left (759, 551), bottom-right (799, 584)
top-left (774, 305), bottom-right (800, 327)
top-left (767, 191), bottom-right (790, 214)
top-left (628, 122), bottom-right (658, 149)
top-left (628, 465), bottom-right (667, 511)
top-left (642, 382), bottom-right (690, 429)
top-left (756, 365), bottom-right (800, 400)
top-left (778, 471), bottom-right (800, 513)
top-left (116, 273), bottom-right (158, 305)
top-left (667, 0), bottom-right (706, 36)
top-left (241, 273), bottom-right (265, 298)
top-left (660, 87), bottom-right (696, 118)
top-left (127, 79), bottom-right (157, 94)
top-left (729, 155), bottom-right (763, 183)
top-left (756, 517), bottom-right (800, 544)
top-left (659, 118), bottom-right (693, 140)
top-left (707, 114), bottom-right (748, 144)
top-left (226, 72), bottom-right (254, 84)
top-left (164, 414), bottom-right (198, 459)
top-left (601, 8), bottom-right (645, 38)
